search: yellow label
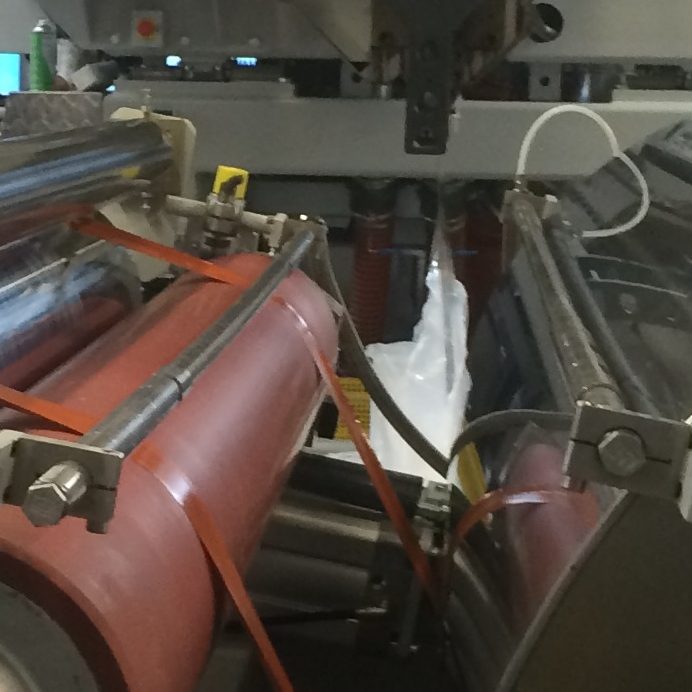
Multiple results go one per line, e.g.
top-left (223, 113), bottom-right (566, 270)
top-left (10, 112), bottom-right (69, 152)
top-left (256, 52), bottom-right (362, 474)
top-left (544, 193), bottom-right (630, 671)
top-left (213, 166), bottom-right (250, 199)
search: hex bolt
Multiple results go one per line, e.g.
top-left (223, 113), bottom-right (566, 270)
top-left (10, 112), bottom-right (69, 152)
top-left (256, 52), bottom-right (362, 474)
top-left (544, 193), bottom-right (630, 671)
top-left (22, 461), bottom-right (89, 527)
top-left (597, 429), bottom-right (647, 477)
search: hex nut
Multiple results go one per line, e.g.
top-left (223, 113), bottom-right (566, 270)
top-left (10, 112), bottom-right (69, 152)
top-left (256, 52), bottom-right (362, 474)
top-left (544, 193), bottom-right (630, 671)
top-left (598, 429), bottom-right (646, 477)
top-left (22, 461), bottom-right (88, 527)
top-left (22, 483), bottom-right (69, 527)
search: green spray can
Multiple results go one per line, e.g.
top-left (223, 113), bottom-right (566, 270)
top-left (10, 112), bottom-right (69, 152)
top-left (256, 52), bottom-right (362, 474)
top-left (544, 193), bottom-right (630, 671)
top-left (30, 19), bottom-right (57, 90)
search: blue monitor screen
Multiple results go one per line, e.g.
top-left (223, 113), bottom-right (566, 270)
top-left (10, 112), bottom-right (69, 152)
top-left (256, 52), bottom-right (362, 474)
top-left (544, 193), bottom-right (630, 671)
top-left (0, 53), bottom-right (20, 94)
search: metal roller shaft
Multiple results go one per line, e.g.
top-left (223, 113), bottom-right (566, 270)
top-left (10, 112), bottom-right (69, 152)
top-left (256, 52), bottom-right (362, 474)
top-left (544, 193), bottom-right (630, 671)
top-left (81, 230), bottom-right (314, 456)
top-left (0, 227), bottom-right (139, 390)
top-left (0, 120), bottom-right (171, 237)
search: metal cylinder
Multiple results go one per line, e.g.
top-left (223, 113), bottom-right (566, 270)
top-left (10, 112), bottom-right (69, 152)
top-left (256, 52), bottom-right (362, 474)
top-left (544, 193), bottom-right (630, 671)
top-left (0, 227), bottom-right (139, 390)
top-left (80, 230), bottom-right (315, 460)
top-left (349, 179), bottom-right (397, 345)
top-left (29, 19), bottom-right (57, 91)
top-left (0, 120), bottom-right (171, 239)
top-left (0, 253), bottom-right (338, 691)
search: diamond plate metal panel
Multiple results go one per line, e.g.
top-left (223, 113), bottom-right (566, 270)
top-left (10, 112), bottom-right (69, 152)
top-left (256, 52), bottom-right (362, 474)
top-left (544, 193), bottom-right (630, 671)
top-left (2, 91), bottom-right (103, 138)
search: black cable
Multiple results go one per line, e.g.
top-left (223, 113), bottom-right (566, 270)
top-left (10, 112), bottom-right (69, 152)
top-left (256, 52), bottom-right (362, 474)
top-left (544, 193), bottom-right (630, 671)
top-left (227, 607), bottom-right (386, 629)
top-left (449, 409), bottom-right (573, 460)
top-left (304, 226), bottom-right (574, 484)
top-left (310, 232), bottom-right (451, 478)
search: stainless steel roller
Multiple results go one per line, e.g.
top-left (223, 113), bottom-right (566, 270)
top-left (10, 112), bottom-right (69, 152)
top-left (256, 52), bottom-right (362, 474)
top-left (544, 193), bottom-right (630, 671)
top-left (0, 119), bottom-right (171, 237)
top-left (0, 226), bottom-right (140, 390)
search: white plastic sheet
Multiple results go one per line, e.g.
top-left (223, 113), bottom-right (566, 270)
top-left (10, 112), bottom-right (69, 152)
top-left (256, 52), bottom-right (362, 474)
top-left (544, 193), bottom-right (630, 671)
top-left (367, 226), bottom-right (471, 481)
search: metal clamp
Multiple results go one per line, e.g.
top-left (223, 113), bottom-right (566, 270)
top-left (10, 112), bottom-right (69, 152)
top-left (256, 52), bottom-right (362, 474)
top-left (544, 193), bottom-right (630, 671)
top-left (565, 402), bottom-right (691, 500)
top-left (417, 481), bottom-right (452, 526)
top-left (0, 430), bottom-right (124, 534)
top-left (203, 193), bottom-right (246, 255)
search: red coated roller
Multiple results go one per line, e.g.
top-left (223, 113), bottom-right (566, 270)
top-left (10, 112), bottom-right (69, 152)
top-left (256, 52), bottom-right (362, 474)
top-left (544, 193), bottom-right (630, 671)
top-left (505, 442), bottom-right (601, 627)
top-left (0, 252), bottom-right (338, 691)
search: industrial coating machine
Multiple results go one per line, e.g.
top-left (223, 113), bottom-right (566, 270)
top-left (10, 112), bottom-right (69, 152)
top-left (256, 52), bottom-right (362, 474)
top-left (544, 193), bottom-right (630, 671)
top-left (0, 117), bottom-right (345, 690)
top-left (1, 117), bottom-right (692, 692)
top-left (4, 2), bottom-right (692, 692)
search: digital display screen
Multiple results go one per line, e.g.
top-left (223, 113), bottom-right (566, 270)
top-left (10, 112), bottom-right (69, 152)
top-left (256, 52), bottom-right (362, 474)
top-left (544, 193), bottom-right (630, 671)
top-left (0, 53), bottom-right (20, 94)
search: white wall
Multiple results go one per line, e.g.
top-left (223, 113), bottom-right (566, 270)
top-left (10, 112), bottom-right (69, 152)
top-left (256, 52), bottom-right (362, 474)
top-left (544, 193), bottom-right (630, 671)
top-left (0, 0), bottom-right (42, 53)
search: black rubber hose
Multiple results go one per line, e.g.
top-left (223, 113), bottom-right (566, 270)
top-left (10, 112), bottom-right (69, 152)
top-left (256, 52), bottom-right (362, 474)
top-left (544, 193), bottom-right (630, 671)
top-left (449, 409), bottom-right (573, 460)
top-left (310, 231), bottom-right (451, 478)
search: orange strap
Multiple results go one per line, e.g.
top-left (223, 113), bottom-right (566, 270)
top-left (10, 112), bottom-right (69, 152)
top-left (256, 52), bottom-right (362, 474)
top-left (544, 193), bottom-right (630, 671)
top-left (72, 218), bottom-right (440, 604)
top-left (453, 487), bottom-right (579, 544)
top-left (0, 383), bottom-right (97, 434)
top-left (183, 493), bottom-right (293, 691)
top-left (76, 220), bottom-right (252, 287)
top-left (0, 384), bottom-right (292, 691)
top-left (278, 300), bottom-right (440, 607)
top-left (0, 218), bottom-right (578, 685)
top-left (0, 217), bottom-right (440, 689)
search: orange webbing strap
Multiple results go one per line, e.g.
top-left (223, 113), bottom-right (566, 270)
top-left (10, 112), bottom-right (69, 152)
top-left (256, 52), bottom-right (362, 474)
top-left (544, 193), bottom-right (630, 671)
top-left (134, 444), bottom-right (293, 692)
top-left (76, 219), bottom-right (251, 287)
top-left (0, 383), bottom-right (97, 434)
top-left (0, 394), bottom-right (293, 690)
top-left (277, 299), bottom-right (440, 607)
top-left (453, 487), bottom-right (579, 544)
top-left (71, 218), bottom-right (441, 606)
top-left (183, 494), bottom-right (294, 691)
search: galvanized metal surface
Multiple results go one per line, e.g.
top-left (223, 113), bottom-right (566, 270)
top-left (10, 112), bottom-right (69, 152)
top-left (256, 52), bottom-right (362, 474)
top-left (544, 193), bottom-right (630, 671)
top-left (2, 92), bottom-right (103, 138)
top-left (3, 433), bottom-right (125, 534)
top-left (22, 460), bottom-right (90, 527)
top-left (566, 403), bottom-right (690, 499)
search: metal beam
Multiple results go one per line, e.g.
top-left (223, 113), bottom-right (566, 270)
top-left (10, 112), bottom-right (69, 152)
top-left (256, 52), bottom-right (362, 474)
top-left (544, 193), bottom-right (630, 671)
top-left (106, 84), bottom-right (692, 179)
top-left (511, 0), bottom-right (692, 64)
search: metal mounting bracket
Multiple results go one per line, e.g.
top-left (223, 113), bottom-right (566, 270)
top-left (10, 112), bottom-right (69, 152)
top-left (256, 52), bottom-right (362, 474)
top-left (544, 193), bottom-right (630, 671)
top-left (0, 430), bottom-right (124, 534)
top-left (566, 402), bottom-right (692, 502)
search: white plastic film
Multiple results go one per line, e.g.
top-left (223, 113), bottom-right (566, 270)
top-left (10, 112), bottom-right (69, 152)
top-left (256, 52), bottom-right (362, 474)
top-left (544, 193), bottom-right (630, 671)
top-left (367, 224), bottom-right (471, 481)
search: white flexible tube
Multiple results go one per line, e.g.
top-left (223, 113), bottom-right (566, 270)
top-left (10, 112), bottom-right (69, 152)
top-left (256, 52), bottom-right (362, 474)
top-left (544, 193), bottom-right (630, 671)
top-left (515, 104), bottom-right (650, 239)
top-left (585, 151), bottom-right (651, 238)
